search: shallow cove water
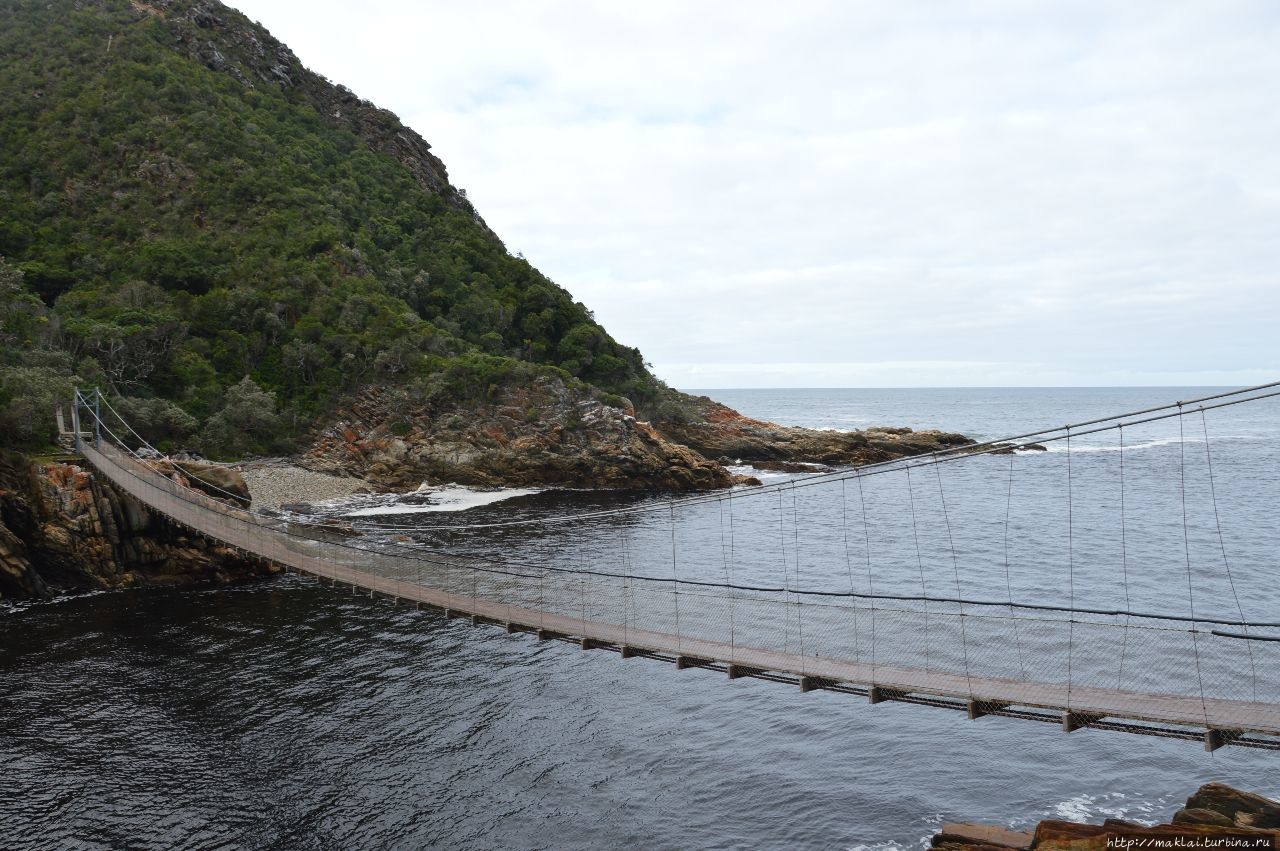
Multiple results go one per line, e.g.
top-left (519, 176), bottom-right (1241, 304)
top-left (3, 387), bottom-right (1277, 849)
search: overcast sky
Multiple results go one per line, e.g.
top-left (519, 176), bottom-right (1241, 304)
top-left (230, 1), bottom-right (1279, 389)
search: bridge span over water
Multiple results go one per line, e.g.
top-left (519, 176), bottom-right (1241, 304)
top-left (71, 386), bottom-right (1280, 751)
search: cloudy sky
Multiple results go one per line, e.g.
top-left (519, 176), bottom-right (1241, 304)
top-left (231, 1), bottom-right (1279, 388)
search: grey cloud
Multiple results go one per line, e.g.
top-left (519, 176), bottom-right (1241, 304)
top-left (233, 0), bottom-right (1280, 386)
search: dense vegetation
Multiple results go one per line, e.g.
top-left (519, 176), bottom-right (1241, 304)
top-left (0, 0), bottom-right (670, 455)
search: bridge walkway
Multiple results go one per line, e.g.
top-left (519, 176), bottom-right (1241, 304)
top-left (76, 438), bottom-right (1280, 750)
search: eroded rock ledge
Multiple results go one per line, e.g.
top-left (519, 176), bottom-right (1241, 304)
top-left (0, 451), bottom-right (273, 601)
top-left (660, 395), bottom-right (975, 466)
top-left (305, 378), bottom-right (735, 491)
top-left (303, 380), bottom-right (974, 491)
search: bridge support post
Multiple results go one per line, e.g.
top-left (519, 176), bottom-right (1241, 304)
top-left (1204, 729), bottom-right (1241, 752)
top-left (620, 645), bottom-right (637, 659)
top-left (800, 676), bottom-right (833, 693)
top-left (1062, 712), bottom-right (1103, 733)
top-left (967, 700), bottom-right (1011, 720)
top-left (868, 686), bottom-right (905, 704)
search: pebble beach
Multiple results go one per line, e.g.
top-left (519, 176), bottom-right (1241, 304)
top-left (236, 459), bottom-right (370, 511)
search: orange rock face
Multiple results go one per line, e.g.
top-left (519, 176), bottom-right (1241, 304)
top-left (0, 454), bottom-right (271, 601)
top-left (930, 784), bottom-right (1280, 851)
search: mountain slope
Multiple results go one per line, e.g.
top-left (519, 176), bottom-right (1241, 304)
top-left (0, 0), bottom-right (667, 454)
top-left (0, 0), bottom-right (972, 492)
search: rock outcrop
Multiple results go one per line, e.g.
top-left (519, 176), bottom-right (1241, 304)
top-left (656, 395), bottom-right (974, 466)
top-left (931, 783), bottom-right (1280, 850)
top-left (305, 377), bottom-right (734, 491)
top-left (0, 450), bottom-right (273, 601)
top-left (303, 381), bottom-right (976, 492)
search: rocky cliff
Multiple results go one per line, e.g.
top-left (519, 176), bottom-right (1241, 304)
top-left (0, 451), bottom-right (272, 601)
top-left (304, 377), bottom-right (736, 491)
top-left (932, 782), bottom-right (1279, 850)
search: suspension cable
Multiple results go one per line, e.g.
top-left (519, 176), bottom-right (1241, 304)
top-left (346, 387), bottom-right (1280, 532)
top-left (74, 389), bottom-right (1280, 636)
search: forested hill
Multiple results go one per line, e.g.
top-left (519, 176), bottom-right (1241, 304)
top-left (0, 0), bottom-right (669, 455)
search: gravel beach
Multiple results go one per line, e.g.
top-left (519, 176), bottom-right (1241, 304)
top-left (236, 460), bottom-right (371, 511)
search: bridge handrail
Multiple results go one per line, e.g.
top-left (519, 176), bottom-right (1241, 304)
top-left (75, 431), bottom-right (1280, 637)
top-left (71, 419), bottom-right (1280, 744)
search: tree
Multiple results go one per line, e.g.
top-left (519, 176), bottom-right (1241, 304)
top-left (198, 376), bottom-right (283, 459)
top-left (0, 366), bottom-right (75, 449)
top-left (0, 258), bottom-right (49, 358)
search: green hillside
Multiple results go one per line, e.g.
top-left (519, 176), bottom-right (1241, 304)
top-left (0, 0), bottom-right (666, 454)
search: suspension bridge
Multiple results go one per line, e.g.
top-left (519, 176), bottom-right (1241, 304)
top-left (69, 386), bottom-right (1280, 751)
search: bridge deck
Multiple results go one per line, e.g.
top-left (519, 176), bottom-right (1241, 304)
top-left (78, 441), bottom-right (1280, 743)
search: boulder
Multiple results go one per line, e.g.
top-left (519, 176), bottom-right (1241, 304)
top-left (1186, 783), bottom-right (1280, 828)
top-left (170, 461), bottom-right (252, 508)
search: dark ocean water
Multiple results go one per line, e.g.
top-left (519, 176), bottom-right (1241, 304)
top-left (3, 387), bottom-right (1277, 850)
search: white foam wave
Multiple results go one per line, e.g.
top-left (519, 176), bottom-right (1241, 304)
top-left (341, 485), bottom-right (541, 516)
top-left (1, 588), bottom-right (116, 614)
top-left (726, 464), bottom-right (798, 484)
top-left (1051, 791), bottom-right (1159, 825)
top-left (1042, 436), bottom-right (1197, 454)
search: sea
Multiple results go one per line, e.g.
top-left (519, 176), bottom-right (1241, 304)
top-left (2, 387), bottom-right (1277, 850)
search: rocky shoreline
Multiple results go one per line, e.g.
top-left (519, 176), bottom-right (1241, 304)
top-left (933, 783), bottom-right (1279, 850)
top-left (1, 389), bottom-right (973, 601)
top-left (658, 394), bottom-right (976, 466)
top-left (302, 378), bottom-right (974, 492)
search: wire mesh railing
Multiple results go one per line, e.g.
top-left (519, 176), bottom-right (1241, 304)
top-left (71, 387), bottom-right (1280, 747)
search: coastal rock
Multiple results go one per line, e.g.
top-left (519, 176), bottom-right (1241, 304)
top-left (1172, 808), bottom-right (1236, 827)
top-left (1185, 783), bottom-right (1280, 828)
top-left (305, 377), bottom-right (733, 491)
top-left (654, 396), bottom-right (974, 467)
top-left (0, 451), bottom-right (273, 601)
top-left (933, 823), bottom-right (1032, 849)
top-left (930, 784), bottom-right (1280, 851)
top-left (1032, 819), bottom-right (1278, 850)
top-left (301, 383), bottom-right (978, 492)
